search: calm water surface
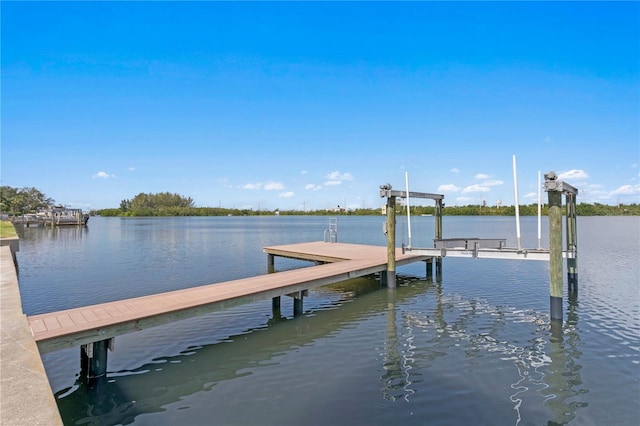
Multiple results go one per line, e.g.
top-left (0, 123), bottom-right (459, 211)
top-left (15, 216), bottom-right (640, 425)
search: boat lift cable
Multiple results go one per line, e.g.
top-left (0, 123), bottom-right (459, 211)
top-left (405, 172), bottom-right (412, 249)
top-left (512, 155), bottom-right (522, 251)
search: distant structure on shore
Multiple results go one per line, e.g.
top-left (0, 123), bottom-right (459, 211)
top-left (7, 206), bottom-right (89, 227)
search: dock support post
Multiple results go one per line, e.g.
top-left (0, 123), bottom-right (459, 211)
top-left (435, 259), bottom-right (443, 282)
top-left (272, 296), bottom-right (282, 320)
top-left (546, 173), bottom-right (564, 323)
top-left (293, 298), bottom-right (303, 316)
top-left (425, 258), bottom-right (433, 281)
top-left (293, 294), bottom-right (303, 317)
top-left (80, 338), bottom-right (112, 380)
top-left (288, 290), bottom-right (307, 317)
top-left (435, 198), bottom-right (443, 277)
top-left (267, 254), bottom-right (275, 274)
top-left (266, 254), bottom-right (282, 318)
top-left (545, 171), bottom-right (579, 324)
top-left (380, 271), bottom-right (387, 287)
top-left (566, 193), bottom-right (578, 294)
top-left (385, 195), bottom-right (397, 289)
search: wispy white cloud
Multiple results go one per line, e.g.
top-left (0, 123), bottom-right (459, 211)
top-left (437, 184), bottom-right (461, 192)
top-left (326, 171), bottom-right (353, 181)
top-left (323, 171), bottom-right (353, 186)
top-left (558, 169), bottom-right (589, 180)
top-left (264, 181), bottom-right (284, 190)
top-left (278, 191), bottom-right (295, 198)
top-left (243, 181), bottom-right (284, 190)
top-left (456, 196), bottom-right (474, 204)
top-left (460, 177), bottom-right (503, 194)
top-left (305, 184), bottom-right (322, 191)
top-left (462, 184), bottom-right (491, 194)
top-left (127, 167), bottom-right (136, 171)
top-left (92, 171), bottom-right (116, 179)
top-left (450, 168), bottom-right (460, 173)
top-left (610, 184), bottom-right (640, 196)
top-left (579, 183), bottom-right (608, 201)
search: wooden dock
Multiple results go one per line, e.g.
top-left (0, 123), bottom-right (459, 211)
top-left (27, 242), bottom-right (429, 355)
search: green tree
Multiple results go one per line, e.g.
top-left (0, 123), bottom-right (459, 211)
top-left (0, 186), bottom-right (54, 214)
top-left (119, 192), bottom-right (196, 216)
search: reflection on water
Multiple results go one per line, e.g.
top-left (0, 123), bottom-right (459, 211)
top-left (544, 295), bottom-right (588, 426)
top-left (15, 216), bottom-right (639, 425)
top-left (379, 279), bottom-right (588, 426)
top-left (53, 275), bottom-right (590, 426)
top-left (382, 296), bottom-right (413, 402)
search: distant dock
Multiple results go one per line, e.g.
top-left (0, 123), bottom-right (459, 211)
top-left (7, 206), bottom-right (89, 227)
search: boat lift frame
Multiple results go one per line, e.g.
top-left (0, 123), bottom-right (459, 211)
top-left (380, 170), bottom-right (579, 323)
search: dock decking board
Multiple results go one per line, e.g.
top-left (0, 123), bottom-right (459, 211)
top-left (28, 242), bottom-right (429, 353)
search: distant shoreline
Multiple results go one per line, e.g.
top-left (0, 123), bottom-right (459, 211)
top-left (93, 203), bottom-right (640, 218)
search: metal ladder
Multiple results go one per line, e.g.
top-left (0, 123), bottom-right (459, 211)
top-left (323, 217), bottom-right (338, 243)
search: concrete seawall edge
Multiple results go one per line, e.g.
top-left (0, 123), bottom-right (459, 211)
top-left (1, 244), bottom-right (63, 425)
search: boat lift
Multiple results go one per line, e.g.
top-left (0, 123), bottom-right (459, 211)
top-left (379, 168), bottom-right (579, 323)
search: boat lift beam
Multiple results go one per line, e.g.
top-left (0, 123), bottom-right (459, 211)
top-left (379, 184), bottom-right (444, 289)
top-left (379, 188), bottom-right (444, 201)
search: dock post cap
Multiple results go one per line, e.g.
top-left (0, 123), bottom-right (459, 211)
top-left (379, 183), bottom-right (392, 197)
top-left (544, 171), bottom-right (578, 195)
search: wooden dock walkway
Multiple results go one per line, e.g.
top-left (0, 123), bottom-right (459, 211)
top-left (28, 242), bottom-right (429, 354)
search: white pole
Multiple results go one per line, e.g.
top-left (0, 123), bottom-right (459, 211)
top-left (537, 170), bottom-right (542, 249)
top-left (405, 171), bottom-right (412, 248)
top-left (512, 155), bottom-right (522, 250)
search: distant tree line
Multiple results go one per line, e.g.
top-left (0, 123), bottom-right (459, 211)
top-left (95, 191), bottom-right (640, 217)
top-left (0, 186), bottom-right (54, 214)
top-left (2, 186), bottom-right (638, 217)
top-left (114, 192), bottom-right (196, 216)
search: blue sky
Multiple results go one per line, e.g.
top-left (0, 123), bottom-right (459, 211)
top-left (2, 1), bottom-right (638, 211)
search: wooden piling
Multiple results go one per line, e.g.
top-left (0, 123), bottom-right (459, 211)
top-left (385, 195), bottom-right (397, 289)
top-left (547, 182), bottom-right (564, 323)
top-left (545, 170), bottom-right (579, 323)
top-left (435, 198), bottom-right (443, 277)
top-left (434, 199), bottom-right (443, 241)
top-left (425, 258), bottom-right (433, 281)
